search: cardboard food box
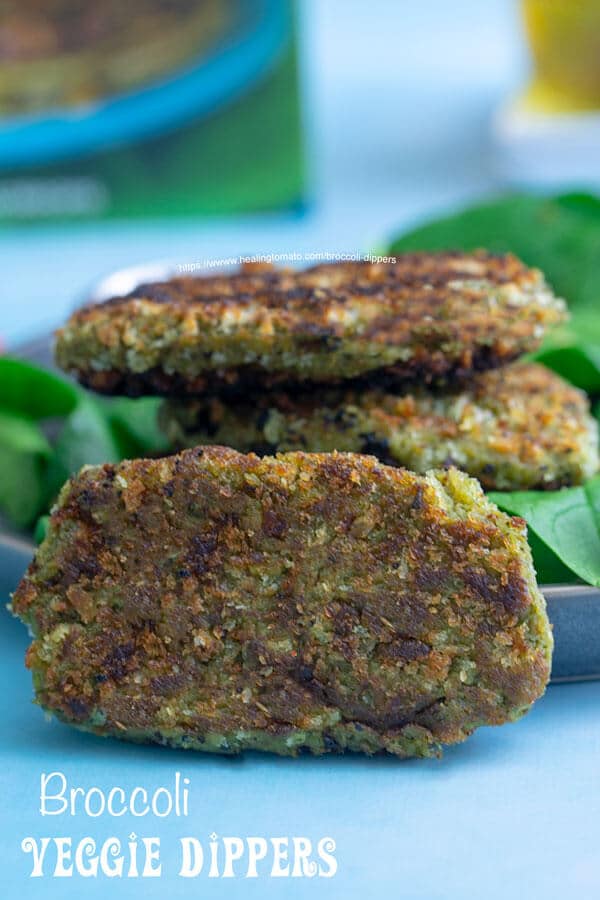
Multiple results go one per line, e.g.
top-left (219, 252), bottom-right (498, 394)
top-left (0, 0), bottom-right (304, 221)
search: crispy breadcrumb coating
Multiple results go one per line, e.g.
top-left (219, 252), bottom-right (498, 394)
top-left (55, 254), bottom-right (566, 396)
top-left (12, 447), bottom-right (552, 758)
top-left (160, 363), bottom-right (598, 491)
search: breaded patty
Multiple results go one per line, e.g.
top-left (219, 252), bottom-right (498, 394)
top-left (160, 363), bottom-right (599, 491)
top-left (55, 253), bottom-right (566, 396)
top-left (12, 447), bottom-right (552, 758)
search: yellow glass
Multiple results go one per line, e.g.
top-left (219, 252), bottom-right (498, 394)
top-left (523, 0), bottom-right (600, 111)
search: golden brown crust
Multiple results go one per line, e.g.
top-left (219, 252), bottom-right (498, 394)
top-left (55, 253), bottom-right (566, 396)
top-left (12, 448), bottom-right (552, 757)
top-left (161, 362), bottom-right (599, 490)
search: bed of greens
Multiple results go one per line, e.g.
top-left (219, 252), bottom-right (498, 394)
top-left (2, 190), bottom-right (600, 588)
top-left (0, 357), bottom-right (168, 539)
top-left (388, 191), bottom-right (600, 587)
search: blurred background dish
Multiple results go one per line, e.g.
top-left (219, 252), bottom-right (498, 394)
top-left (0, 0), bottom-right (231, 116)
top-left (494, 0), bottom-right (600, 187)
top-left (521, 0), bottom-right (600, 112)
top-left (0, 0), bottom-right (303, 217)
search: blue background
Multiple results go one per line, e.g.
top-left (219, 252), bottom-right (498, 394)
top-left (3, 599), bottom-right (600, 898)
top-left (2, 1), bottom-right (600, 897)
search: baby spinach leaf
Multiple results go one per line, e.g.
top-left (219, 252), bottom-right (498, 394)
top-left (34, 515), bottom-right (50, 545)
top-left (0, 446), bottom-right (46, 528)
top-left (556, 192), bottom-right (600, 219)
top-left (103, 396), bottom-right (169, 457)
top-left (530, 309), bottom-right (600, 391)
top-left (533, 345), bottom-right (600, 393)
top-left (387, 193), bottom-right (600, 311)
top-left (46, 395), bottom-right (122, 495)
top-left (0, 358), bottom-right (130, 529)
top-left (525, 531), bottom-right (580, 586)
top-left (489, 477), bottom-right (600, 587)
top-left (0, 409), bottom-right (51, 456)
top-left (0, 357), bottom-right (78, 419)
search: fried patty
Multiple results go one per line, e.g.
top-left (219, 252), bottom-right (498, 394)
top-left (160, 362), bottom-right (598, 491)
top-left (55, 253), bottom-right (566, 396)
top-left (12, 447), bottom-right (552, 758)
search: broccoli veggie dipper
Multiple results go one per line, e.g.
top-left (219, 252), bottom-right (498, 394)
top-left (12, 447), bottom-right (552, 758)
top-left (160, 362), bottom-right (599, 491)
top-left (55, 253), bottom-right (566, 397)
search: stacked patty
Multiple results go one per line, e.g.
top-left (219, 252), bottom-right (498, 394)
top-left (57, 252), bottom-right (598, 491)
top-left (13, 251), bottom-right (582, 758)
top-left (160, 362), bottom-right (598, 492)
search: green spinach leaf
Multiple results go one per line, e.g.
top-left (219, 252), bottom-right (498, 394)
top-left (387, 192), bottom-right (600, 310)
top-left (0, 446), bottom-right (47, 528)
top-left (34, 515), bottom-right (50, 544)
top-left (490, 477), bottom-right (600, 587)
top-left (0, 409), bottom-right (51, 456)
top-left (534, 345), bottom-right (600, 393)
top-left (103, 396), bottom-right (169, 457)
top-left (524, 531), bottom-right (580, 586)
top-left (46, 395), bottom-right (123, 496)
top-left (0, 357), bottom-right (78, 419)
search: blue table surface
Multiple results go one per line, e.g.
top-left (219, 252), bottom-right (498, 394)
top-left (3, 1), bottom-right (599, 897)
top-left (3, 604), bottom-right (600, 899)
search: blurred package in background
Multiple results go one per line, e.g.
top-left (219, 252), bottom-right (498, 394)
top-left (494, 0), bottom-right (600, 188)
top-left (0, 0), bottom-right (304, 221)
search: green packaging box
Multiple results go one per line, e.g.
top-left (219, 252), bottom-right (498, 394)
top-left (0, 0), bottom-right (304, 221)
